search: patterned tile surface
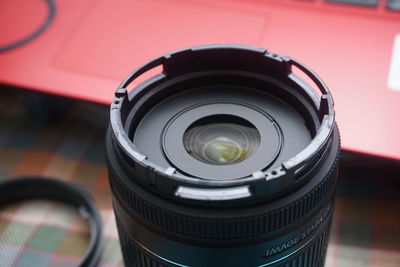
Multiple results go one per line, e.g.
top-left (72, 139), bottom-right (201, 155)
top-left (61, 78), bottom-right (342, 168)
top-left (0, 91), bottom-right (399, 266)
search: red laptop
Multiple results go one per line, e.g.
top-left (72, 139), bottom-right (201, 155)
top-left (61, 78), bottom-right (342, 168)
top-left (0, 0), bottom-right (399, 160)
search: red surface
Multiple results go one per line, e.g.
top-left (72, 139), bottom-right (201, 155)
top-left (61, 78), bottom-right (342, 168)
top-left (0, 0), bottom-right (399, 160)
top-left (0, 0), bottom-right (47, 45)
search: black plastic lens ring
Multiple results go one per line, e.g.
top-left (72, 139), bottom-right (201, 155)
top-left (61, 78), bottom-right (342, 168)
top-left (109, 44), bottom-right (335, 201)
top-left (0, 177), bottom-right (103, 267)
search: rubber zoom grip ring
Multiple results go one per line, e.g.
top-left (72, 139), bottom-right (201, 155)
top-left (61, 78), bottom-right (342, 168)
top-left (115, 215), bottom-right (331, 267)
top-left (106, 129), bottom-right (340, 239)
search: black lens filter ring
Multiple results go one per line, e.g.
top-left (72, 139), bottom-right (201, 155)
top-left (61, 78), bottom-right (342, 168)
top-left (109, 44), bottom-right (336, 203)
top-left (0, 177), bottom-right (103, 267)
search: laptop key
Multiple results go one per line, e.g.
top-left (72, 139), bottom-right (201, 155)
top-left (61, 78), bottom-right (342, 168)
top-left (387, 0), bottom-right (400, 10)
top-left (325, 0), bottom-right (379, 7)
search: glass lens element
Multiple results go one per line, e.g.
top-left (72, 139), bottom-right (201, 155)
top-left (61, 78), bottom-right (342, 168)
top-left (183, 115), bottom-right (260, 165)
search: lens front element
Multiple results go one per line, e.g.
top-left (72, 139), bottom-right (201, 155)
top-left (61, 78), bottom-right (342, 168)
top-left (183, 115), bottom-right (260, 165)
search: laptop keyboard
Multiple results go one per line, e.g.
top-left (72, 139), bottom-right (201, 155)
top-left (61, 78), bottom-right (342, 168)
top-left (326, 0), bottom-right (379, 7)
top-left (387, 0), bottom-right (400, 10)
top-left (324, 0), bottom-right (400, 10)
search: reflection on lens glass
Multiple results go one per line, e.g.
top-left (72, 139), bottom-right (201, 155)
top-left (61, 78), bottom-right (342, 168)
top-left (183, 115), bottom-right (260, 165)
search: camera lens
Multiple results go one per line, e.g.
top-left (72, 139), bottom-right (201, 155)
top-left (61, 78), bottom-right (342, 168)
top-left (105, 44), bottom-right (340, 267)
top-left (183, 115), bottom-right (261, 165)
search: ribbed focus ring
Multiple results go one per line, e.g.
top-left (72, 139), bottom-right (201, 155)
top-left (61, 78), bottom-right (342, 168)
top-left (116, 218), bottom-right (169, 267)
top-left (280, 219), bottom-right (331, 267)
top-left (116, 215), bottom-right (331, 267)
top-left (106, 146), bottom-right (339, 239)
top-left (116, 217), bottom-right (170, 267)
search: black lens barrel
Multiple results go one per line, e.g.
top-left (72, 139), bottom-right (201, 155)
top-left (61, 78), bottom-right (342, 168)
top-left (105, 44), bottom-right (340, 267)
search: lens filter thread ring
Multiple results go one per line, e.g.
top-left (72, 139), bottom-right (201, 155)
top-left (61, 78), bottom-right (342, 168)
top-left (109, 44), bottom-right (336, 203)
